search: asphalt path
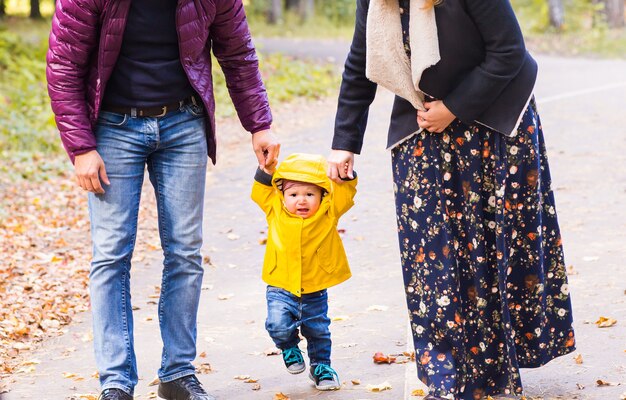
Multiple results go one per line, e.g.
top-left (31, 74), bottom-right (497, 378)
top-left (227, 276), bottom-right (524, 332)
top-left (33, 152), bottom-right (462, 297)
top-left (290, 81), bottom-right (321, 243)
top-left (5, 40), bottom-right (626, 400)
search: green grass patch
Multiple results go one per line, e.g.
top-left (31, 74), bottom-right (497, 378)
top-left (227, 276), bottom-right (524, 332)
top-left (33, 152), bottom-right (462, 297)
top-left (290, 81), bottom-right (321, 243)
top-left (212, 52), bottom-right (340, 119)
top-left (0, 17), bottom-right (340, 179)
top-left (247, 11), bottom-right (354, 39)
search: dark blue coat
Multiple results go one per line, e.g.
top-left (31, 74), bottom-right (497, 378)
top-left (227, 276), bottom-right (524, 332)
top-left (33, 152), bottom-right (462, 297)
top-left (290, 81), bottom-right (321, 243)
top-left (333, 0), bottom-right (537, 152)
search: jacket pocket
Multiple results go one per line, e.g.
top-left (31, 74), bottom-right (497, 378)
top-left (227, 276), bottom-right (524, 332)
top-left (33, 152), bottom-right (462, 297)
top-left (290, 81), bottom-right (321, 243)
top-left (316, 243), bottom-right (336, 274)
top-left (97, 111), bottom-right (128, 127)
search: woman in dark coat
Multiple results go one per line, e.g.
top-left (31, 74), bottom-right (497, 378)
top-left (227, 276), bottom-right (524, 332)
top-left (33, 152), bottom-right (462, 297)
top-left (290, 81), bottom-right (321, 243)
top-left (327, 0), bottom-right (575, 398)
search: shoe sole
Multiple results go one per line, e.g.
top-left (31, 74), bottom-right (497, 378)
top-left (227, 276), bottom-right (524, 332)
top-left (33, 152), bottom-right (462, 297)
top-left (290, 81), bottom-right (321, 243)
top-left (308, 373), bottom-right (340, 391)
top-left (287, 364), bottom-right (306, 374)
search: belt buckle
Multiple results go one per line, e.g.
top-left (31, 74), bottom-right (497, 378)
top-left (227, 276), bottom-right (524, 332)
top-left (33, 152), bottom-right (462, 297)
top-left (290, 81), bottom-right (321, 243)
top-left (155, 106), bottom-right (167, 118)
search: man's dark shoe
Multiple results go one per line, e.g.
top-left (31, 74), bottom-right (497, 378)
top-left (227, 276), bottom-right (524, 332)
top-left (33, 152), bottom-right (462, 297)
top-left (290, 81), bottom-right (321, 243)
top-left (157, 374), bottom-right (215, 400)
top-left (98, 388), bottom-right (133, 400)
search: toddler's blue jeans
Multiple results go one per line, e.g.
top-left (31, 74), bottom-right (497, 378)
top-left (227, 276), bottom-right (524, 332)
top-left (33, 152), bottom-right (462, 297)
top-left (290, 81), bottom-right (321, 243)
top-left (265, 286), bottom-right (332, 366)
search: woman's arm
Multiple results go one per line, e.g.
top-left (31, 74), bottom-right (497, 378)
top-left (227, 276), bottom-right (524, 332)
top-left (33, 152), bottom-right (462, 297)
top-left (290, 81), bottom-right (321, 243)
top-left (442, 0), bottom-right (528, 125)
top-left (332, 0), bottom-right (378, 155)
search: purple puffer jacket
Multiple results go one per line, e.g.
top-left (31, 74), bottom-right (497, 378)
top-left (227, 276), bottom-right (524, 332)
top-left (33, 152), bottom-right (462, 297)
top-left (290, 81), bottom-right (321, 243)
top-left (46, 0), bottom-right (272, 164)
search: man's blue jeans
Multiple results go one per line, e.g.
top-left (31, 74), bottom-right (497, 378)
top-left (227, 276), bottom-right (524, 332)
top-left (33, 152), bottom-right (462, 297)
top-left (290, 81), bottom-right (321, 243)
top-left (265, 286), bottom-right (332, 366)
top-left (88, 104), bottom-right (207, 394)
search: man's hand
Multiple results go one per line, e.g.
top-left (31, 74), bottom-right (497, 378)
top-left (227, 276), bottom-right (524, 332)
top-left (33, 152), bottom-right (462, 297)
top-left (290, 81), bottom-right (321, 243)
top-left (327, 149), bottom-right (355, 183)
top-left (74, 150), bottom-right (109, 194)
top-left (252, 129), bottom-right (280, 170)
top-left (417, 100), bottom-right (456, 133)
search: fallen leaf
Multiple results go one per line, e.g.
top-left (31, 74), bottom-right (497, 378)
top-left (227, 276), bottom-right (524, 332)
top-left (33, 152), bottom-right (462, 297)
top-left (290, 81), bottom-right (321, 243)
top-left (331, 315), bottom-right (350, 321)
top-left (264, 347), bottom-right (281, 356)
top-left (366, 381), bottom-right (392, 392)
top-left (199, 351), bottom-right (207, 358)
top-left (411, 389), bottom-right (425, 396)
top-left (373, 352), bottom-right (396, 364)
top-left (274, 393), bottom-right (290, 400)
top-left (76, 394), bottom-right (98, 400)
top-left (234, 375), bottom-right (251, 380)
top-left (595, 317), bottom-right (617, 328)
top-left (596, 379), bottom-right (616, 386)
top-left (252, 383), bottom-right (261, 391)
top-left (351, 379), bottom-right (361, 385)
top-left (259, 237), bottom-right (268, 245)
top-left (367, 305), bottom-right (389, 312)
top-left (148, 377), bottom-right (160, 386)
top-left (573, 353), bottom-right (583, 364)
top-left (576, 383), bottom-right (585, 390)
top-left (244, 378), bottom-right (259, 383)
top-left (195, 363), bottom-right (212, 374)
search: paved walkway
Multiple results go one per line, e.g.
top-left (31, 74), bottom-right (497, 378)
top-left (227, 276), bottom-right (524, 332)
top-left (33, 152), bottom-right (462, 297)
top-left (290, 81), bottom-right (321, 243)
top-left (4, 52), bottom-right (626, 400)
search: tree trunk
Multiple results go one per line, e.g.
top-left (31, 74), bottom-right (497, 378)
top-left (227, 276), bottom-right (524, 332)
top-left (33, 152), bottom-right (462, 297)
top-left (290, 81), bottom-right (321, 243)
top-left (603, 0), bottom-right (624, 27)
top-left (298, 0), bottom-right (314, 21)
top-left (547, 0), bottom-right (565, 30)
top-left (0, 0), bottom-right (5, 17)
top-left (267, 0), bottom-right (283, 24)
top-left (30, 0), bottom-right (42, 19)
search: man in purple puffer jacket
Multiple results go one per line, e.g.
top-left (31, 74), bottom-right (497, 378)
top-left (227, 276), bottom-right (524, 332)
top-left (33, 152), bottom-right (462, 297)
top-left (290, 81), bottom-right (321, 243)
top-left (46, 0), bottom-right (278, 398)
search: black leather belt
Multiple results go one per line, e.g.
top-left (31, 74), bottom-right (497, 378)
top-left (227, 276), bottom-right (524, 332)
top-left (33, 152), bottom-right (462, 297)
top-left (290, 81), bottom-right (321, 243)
top-left (103, 95), bottom-right (200, 117)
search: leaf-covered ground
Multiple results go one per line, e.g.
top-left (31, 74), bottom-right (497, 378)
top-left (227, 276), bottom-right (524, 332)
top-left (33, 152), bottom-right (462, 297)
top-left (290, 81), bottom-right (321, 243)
top-left (0, 155), bottom-right (160, 389)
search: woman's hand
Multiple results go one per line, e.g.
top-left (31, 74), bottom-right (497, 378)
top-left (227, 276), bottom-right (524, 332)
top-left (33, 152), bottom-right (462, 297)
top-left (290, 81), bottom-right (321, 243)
top-left (327, 150), bottom-right (355, 183)
top-left (417, 100), bottom-right (456, 133)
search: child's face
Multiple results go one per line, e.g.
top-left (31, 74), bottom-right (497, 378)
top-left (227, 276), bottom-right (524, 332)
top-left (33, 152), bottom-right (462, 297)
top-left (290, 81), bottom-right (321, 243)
top-left (283, 183), bottom-right (323, 218)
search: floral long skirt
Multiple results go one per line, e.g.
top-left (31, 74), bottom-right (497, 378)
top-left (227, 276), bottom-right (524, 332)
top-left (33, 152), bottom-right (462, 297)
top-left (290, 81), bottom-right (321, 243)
top-left (391, 100), bottom-right (575, 399)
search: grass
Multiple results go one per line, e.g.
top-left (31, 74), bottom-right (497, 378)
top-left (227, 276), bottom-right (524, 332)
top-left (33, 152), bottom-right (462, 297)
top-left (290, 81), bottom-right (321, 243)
top-left (0, 16), bottom-right (339, 180)
top-left (247, 11), bottom-right (354, 39)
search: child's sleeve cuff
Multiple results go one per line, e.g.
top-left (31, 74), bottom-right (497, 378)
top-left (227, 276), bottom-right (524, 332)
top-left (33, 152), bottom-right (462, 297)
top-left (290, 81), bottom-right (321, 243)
top-left (254, 167), bottom-right (273, 186)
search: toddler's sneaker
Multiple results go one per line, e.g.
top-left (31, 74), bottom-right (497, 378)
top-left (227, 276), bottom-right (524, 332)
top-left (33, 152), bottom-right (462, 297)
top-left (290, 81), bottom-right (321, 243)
top-left (309, 364), bottom-right (340, 391)
top-left (282, 347), bottom-right (306, 374)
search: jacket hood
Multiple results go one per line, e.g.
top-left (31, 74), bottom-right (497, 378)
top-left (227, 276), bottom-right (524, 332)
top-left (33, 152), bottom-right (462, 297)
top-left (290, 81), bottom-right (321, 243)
top-left (272, 153), bottom-right (332, 194)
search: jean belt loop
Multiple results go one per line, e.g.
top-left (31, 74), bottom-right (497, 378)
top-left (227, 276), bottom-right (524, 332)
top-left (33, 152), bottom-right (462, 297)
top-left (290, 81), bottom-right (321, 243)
top-left (130, 108), bottom-right (137, 118)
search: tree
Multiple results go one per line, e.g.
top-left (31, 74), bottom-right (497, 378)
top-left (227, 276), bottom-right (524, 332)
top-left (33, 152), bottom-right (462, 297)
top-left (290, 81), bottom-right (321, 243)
top-left (603, 0), bottom-right (624, 27)
top-left (547, 0), bottom-right (565, 30)
top-left (30, 0), bottom-right (42, 19)
top-left (267, 0), bottom-right (283, 24)
top-left (298, 0), bottom-right (314, 21)
top-left (0, 0), bottom-right (5, 17)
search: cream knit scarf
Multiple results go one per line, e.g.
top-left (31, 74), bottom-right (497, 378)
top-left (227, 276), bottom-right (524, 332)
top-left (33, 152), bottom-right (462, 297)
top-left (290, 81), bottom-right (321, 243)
top-left (365, 0), bottom-right (440, 111)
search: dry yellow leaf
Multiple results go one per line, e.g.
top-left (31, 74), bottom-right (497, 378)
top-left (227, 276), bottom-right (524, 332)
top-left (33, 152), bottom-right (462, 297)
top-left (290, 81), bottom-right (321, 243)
top-left (411, 388), bottom-right (425, 396)
top-left (351, 379), bottom-right (361, 385)
top-left (252, 383), bottom-right (261, 391)
top-left (595, 317), bottom-right (617, 328)
top-left (573, 353), bottom-right (583, 364)
top-left (234, 375), bottom-right (251, 380)
top-left (148, 376), bottom-right (160, 386)
top-left (274, 393), bottom-right (290, 400)
top-left (366, 381), bottom-right (392, 392)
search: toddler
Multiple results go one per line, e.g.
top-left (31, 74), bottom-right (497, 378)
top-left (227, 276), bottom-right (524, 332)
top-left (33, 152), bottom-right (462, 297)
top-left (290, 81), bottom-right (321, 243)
top-left (251, 153), bottom-right (357, 391)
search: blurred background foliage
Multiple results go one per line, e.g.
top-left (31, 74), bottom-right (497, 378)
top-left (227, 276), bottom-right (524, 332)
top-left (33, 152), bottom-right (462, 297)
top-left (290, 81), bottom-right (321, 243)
top-left (0, 0), bottom-right (624, 160)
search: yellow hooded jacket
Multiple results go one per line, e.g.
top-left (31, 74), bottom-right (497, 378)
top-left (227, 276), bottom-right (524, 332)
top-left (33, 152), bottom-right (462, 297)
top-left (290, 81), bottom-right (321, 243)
top-left (251, 153), bottom-right (357, 296)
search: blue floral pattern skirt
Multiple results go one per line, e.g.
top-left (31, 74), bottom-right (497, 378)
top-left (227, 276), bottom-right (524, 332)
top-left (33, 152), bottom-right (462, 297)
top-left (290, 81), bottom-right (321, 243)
top-left (391, 100), bottom-right (575, 399)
